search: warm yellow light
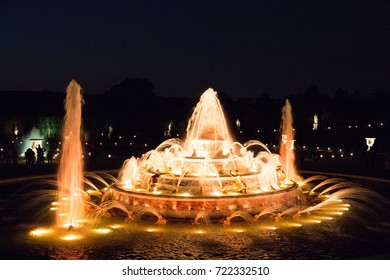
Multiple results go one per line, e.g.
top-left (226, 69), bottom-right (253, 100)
top-left (30, 228), bottom-right (51, 237)
top-left (211, 191), bottom-right (222, 196)
top-left (110, 224), bottom-right (124, 229)
top-left (94, 228), bottom-right (111, 234)
top-left (286, 222), bottom-right (302, 227)
top-left (303, 219), bottom-right (322, 224)
top-left (266, 226), bottom-right (277, 230)
top-left (179, 192), bottom-right (191, 197)
top-left (61, 234), bottom-right (81, 241)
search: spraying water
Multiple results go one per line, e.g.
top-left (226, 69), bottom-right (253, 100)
top-left (56, 80), bottom-right (84, 228)
top-left (184, 88), bottom-right (232, 157)
top-left (280, 99), bottom-right (296, 181)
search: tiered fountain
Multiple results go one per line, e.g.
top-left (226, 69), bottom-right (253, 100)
top-left (22, 80), bottom-right (390, 260)
top-left (109, 89), bottom-right (304, 220)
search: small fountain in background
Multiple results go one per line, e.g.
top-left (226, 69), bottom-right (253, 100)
top-left (280, 99), bottom-right (297, 181)
top-left (56, 80), bottom-right (85, 229)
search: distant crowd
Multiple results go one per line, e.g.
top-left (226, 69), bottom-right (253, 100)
top-left (1, 145), bottom-right (54, 165)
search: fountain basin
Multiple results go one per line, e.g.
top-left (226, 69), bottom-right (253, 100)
top-left (110, 180), bottom-right (304, 219)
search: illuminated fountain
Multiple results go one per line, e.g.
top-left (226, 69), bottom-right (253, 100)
top-left (109, 89), bottom-right (304, 221)
top-left (18, 85), bottom-right (390, 259)
top-left (56, 80), bottom-right (85, 229)
top-left (280, 99), bottom-right (296, 181)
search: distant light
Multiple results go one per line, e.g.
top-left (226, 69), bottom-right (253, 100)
top-left (331, 155), bottom-right (335, 158)
top-left (327, 147), bottom-right (331, 151)
top-left (380, 122), bottom-right (384, 126)
top-left (273, 129), bottom-right (277, 132)
top-left (144, 143), bottom-right (148, 147)
top-left (108, 154), bottom-right (112, 158)
top-left (130, 143), bottom-right (133, 146)
top-left (99, 142), bottom-right (103, 146)
top-left (257, 130), bottom-right (260, 133)
top-left (303, 145), bottom-right (306, 149)
top-left (365, 137), bottom-right (376, 151)
top-left (348, 125), bottom-right (351, 128)
top-left (368, 124), bottom-right (371, 127)
top-left (133, 135), bottom-right (137, 138)
top-left (327, 126), bottom-right (331, 130)
top-left (119, 136), bottom-right (122, 139)
top-left (355, 125), bottom-right (358, 128)
top-left (350, 153), bottom-right (354, 156)
top-left (114, 142), bottom-right (117, 146)
top-left (320, 154), bottom-right (323, 158)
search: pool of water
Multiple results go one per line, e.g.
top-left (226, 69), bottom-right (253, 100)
top-left (1, 172), bottom-right (390, 260)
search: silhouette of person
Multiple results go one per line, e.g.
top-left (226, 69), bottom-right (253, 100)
top-left (25, 148), bottom-right (35, 165)
top-left (36, 145), bottom-right (44, 165)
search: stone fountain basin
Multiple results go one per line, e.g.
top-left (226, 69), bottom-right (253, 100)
top-left (110, 181), bottom-right (304, 219)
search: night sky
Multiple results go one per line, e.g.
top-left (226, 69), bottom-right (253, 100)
top-left (1, 0), bottom-right (389, 98)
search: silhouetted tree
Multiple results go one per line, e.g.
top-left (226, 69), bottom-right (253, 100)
top-left (105, 78), bottom-right (155, 99)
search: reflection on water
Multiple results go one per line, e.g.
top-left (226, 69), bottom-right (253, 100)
top-left (0, 215), bottom-right (389, 260)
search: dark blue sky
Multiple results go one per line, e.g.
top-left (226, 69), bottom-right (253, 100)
top-left (0, 0), bottom-right (389, 97)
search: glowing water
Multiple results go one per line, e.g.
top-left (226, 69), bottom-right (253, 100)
top-left (56, 80), bottom-right (84, 228)
top-left (280, 99), bottom-right (296, 181)
top-left (109, 88), bottom-right (301, 220)
top-left (184, 88), bottom-right (232, 157)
